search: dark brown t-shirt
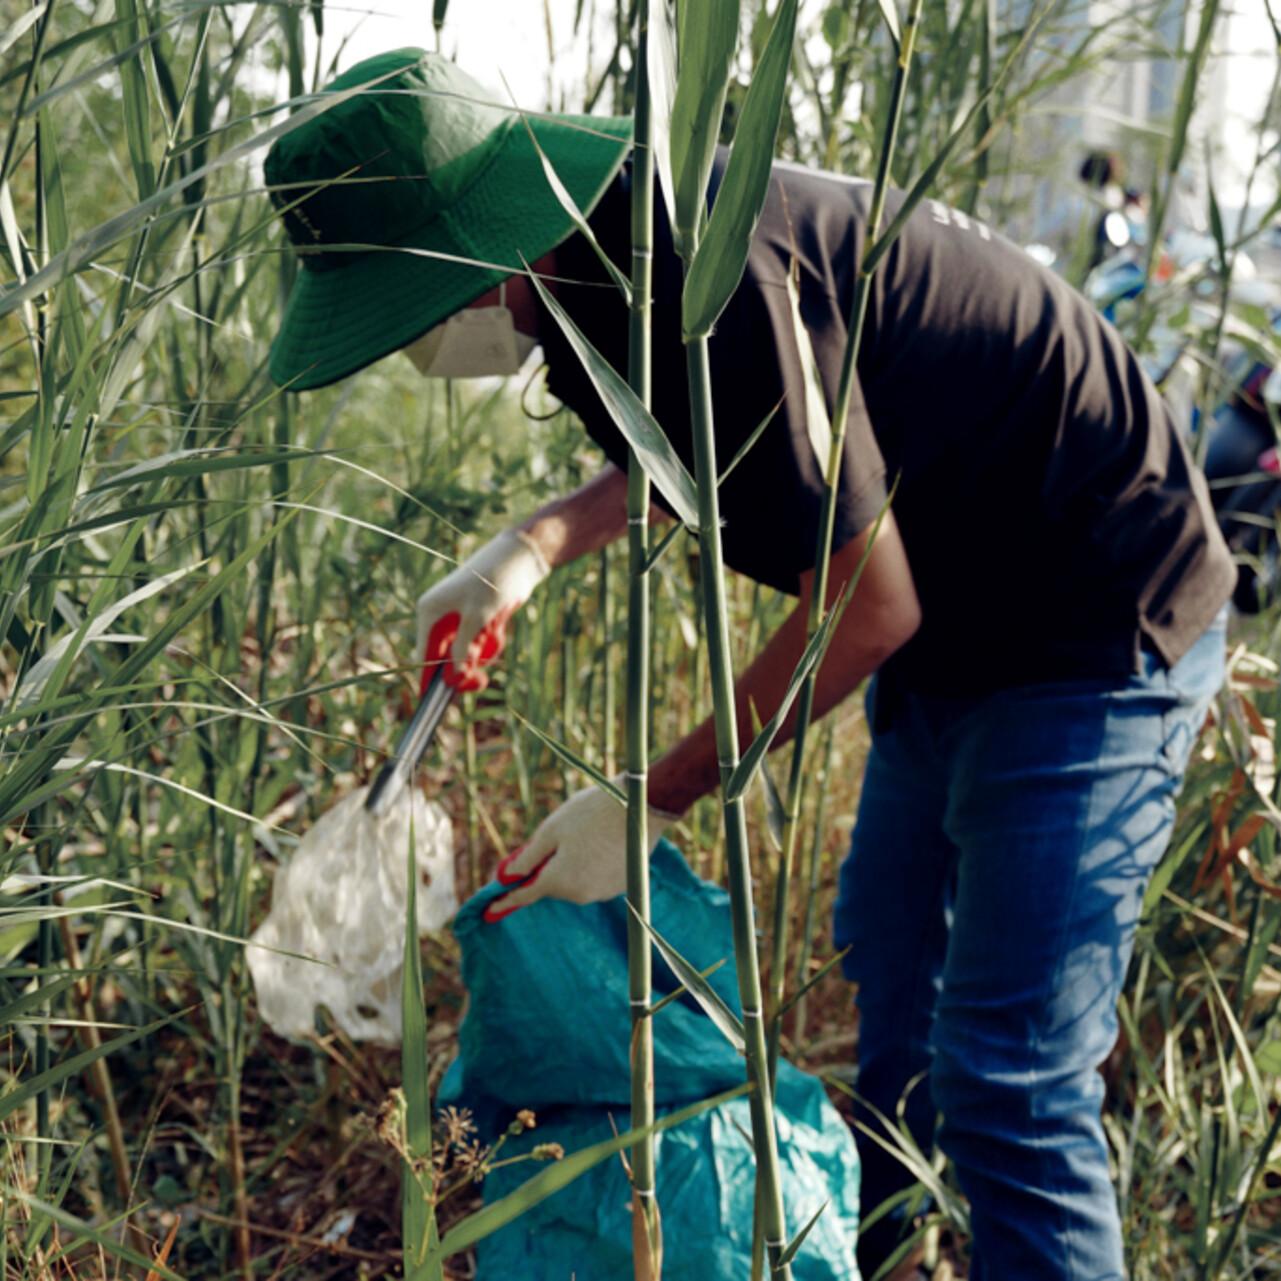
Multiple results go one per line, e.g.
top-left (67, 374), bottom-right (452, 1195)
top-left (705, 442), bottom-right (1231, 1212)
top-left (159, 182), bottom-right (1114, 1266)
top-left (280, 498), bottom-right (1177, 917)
top-left (542, 156), bottom-right (1236, 694)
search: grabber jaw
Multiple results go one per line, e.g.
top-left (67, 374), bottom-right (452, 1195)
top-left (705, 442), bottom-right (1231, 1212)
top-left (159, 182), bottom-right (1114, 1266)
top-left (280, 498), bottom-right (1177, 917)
top-left (365, 667), bottom-right (453, 819)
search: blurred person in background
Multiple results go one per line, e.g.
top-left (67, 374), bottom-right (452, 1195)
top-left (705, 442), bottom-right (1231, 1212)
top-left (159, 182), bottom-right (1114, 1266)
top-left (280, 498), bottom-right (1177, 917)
top-left (266, 50), bottom-right (1235, 1280)
top-left (1078, 149), bottom-right (1147, 271)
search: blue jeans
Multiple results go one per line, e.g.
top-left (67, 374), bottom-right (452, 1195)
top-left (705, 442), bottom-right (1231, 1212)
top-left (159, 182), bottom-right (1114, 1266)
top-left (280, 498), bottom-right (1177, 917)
top-left (834, 614), bottom-right (1226, 1279)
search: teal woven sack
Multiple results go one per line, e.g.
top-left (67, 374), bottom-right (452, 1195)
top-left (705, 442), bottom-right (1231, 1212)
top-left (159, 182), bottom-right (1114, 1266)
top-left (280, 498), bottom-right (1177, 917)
top-left (438, 839), bottom-right (862, 1279)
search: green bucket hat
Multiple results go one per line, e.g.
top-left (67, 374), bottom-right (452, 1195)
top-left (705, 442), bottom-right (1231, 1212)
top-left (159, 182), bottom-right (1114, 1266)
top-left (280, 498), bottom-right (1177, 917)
top-left (265, 49), bottom-right (632, 390)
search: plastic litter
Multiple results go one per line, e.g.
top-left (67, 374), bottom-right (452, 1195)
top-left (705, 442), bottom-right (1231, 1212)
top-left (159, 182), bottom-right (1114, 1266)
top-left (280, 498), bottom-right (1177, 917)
top-left (248, 784), bottom-right (456, 1044)
top-left (439, 838), bottom-right (861, 1279)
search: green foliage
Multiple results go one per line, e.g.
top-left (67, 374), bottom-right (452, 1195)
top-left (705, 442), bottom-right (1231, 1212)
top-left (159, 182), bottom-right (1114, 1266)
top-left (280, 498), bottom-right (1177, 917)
top-left (2, 1), bottom-right (1279, 1277)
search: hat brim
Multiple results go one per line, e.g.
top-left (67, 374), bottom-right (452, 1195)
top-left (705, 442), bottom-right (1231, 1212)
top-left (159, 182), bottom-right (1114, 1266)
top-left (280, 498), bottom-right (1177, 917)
top-left (268, 112), bottom-right (632, 391)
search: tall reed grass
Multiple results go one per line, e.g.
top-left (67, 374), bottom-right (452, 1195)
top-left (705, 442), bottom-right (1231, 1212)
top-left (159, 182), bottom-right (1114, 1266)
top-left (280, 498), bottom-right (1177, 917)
top-left (2, 1), bottom-right (1279, 1277)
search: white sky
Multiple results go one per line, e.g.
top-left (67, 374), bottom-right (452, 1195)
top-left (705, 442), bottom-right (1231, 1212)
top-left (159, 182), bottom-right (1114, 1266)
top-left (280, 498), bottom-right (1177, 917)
top-left (304, 0), bottom-right (1276, 215)
top-left (306, 0), bottom-right (619, 113)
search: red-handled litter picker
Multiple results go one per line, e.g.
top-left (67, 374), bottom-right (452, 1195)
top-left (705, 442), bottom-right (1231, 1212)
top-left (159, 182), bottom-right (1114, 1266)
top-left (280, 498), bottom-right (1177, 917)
top-left (248, 664), bottom-right (457, 1045)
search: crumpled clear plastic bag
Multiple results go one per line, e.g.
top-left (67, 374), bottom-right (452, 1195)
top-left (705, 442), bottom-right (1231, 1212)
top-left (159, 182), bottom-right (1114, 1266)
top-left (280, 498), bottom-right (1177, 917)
top-left (248, 785), bottom-right (456, 1044)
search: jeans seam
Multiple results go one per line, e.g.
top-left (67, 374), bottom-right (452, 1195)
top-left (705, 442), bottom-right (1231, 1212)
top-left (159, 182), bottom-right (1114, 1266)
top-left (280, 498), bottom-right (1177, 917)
top-left (1023, 765), bottom-right (1107, 1279)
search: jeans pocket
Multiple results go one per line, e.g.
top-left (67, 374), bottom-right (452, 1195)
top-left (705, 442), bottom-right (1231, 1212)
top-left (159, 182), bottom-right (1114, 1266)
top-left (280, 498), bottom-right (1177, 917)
top-left (1166, 606), bottom-right (1228, 705)
top-left (1158, 608), bottom-right (1227, 778)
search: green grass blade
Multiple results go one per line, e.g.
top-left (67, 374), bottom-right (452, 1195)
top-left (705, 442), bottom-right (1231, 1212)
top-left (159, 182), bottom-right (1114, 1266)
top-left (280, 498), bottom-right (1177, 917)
top-left (627, 903), bottom-right (745, 1053)
top-left (0, 504), bottom-right (302, 826)
top-left (401, 818), bottom-right (443, 1280)
top-left (83, 446), bottom-right (314, 495)
top-left (682, 0), bottom-right (798, 338)
top-left (1, 1189), bottom-right (182, 1280)
top-left (0, 1012), bottom-right (177, 1123)
top-left (0, 5), bottom-right (47, 60)
top-left (112, 0), bottom-right (156, 198)
top-left (0, 975), bottom-right (77, 1027)
top-left (426, 1083), bottom-right (752, 1264)
top-left (0, 67), bottom-right (405, 320)
top-left (525, 263), bottom-right (698, 526)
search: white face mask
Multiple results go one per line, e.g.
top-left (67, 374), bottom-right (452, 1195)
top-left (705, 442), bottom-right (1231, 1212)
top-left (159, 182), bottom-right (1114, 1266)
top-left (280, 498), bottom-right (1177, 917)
top-left (403, 283), bottom-right (537, 379)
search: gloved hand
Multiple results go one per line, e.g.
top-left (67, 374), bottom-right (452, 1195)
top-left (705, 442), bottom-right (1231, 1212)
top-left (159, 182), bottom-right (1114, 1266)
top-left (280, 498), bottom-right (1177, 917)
top-left (416, 528), bottom-right (550, 692)
top-left (483, 781), bottom-right (680, 922)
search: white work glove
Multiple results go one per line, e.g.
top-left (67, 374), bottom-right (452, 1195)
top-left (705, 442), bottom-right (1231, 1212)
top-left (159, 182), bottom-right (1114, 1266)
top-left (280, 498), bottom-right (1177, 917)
top-left (416, 528), bottom-right (550, 692)
top-left (483, 781), bottom-right (680, 922)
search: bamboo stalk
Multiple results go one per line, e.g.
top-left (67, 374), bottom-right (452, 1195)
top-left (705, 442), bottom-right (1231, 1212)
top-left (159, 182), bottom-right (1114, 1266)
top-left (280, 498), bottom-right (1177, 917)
top-left (54, 916), bottom-right (134, 1221)
top-left (684, 336), bottom-right (794, 1279)
top-left (602, 547), bottom-right (618, 777)
top-left (766, 0), bottom-right (925, 1089)
top-left (792, 718), bottom-right (836, 1044)
top-left (626, 12), bottom-right (661, 1275)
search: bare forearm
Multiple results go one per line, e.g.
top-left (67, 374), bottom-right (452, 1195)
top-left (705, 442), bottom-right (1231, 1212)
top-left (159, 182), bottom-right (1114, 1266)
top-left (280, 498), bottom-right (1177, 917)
top-left (649, 514), bottom-right (920, 817)
top-left (518, 463), bottom-right (665, 569)
top-left (649, 603), bottom-right (882, 815)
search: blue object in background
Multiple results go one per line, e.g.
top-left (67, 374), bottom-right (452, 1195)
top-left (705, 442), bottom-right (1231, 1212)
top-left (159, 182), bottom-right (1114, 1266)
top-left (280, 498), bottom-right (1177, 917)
top-left (439, 838), bottom-right (862, 1280)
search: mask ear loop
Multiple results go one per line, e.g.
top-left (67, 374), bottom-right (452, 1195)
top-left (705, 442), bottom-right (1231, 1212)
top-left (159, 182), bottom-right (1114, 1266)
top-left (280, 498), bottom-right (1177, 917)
top-left (520, 362), bottom-right (564, 421)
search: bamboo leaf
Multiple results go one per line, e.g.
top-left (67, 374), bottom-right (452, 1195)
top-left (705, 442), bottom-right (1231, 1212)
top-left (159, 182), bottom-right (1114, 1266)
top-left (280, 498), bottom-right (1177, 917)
top-left (778, 1199), bottom-right (829, 1267)
top-left (640, 519), bottom-right (686, 573)
top-left (877, 0), bottom-right (902, 50)
top-left (647, 958), bottom-right (728, 1018)
top-left (1207, 175), bottom-right (1228, 277)
top-left (724, 588), bottom-right (849, 803)
top-left (669, 0), bottom-right (738, 251)
top-left (509, 711), bottom-right (626, 804)
top-left (506, 92), bottom-right (631, 303)
top-left (646, 0), bottom-right (678, 233)
top-left (785, 269), bottom-right (833, 468)
top-left (427, 1083), bottom-right (752, 1262)
top-left (760, 752), bottom-right (787, 853)
top-left (718, 397), bottom-right (783, 487)
top-left (778, 947), bottom-right (850, 1018)
top-left (683, 0), bottom-right (798, 337)
top-left (627, 904), bottom-right (745, 1053)
top-left (524, 264), bottom-right (698, 526)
